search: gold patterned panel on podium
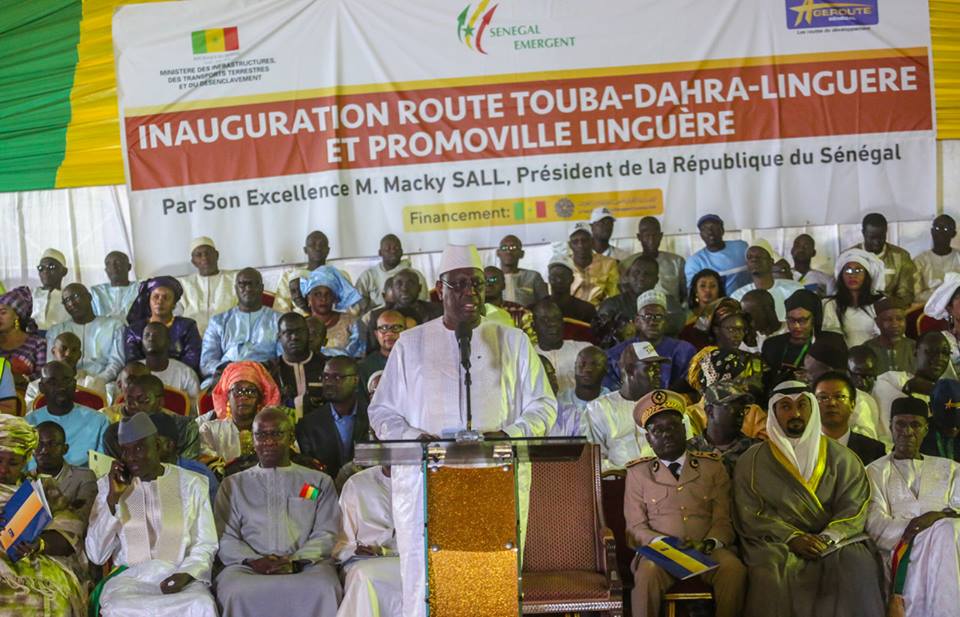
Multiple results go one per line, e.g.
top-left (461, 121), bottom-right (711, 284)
top-left (426, 465), bottom-right (519, 616)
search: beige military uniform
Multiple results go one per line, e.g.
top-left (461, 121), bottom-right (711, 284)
top-left (624, 450), bottom-right (746, 617)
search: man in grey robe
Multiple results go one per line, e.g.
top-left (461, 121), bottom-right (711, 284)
top-left (214, 407), bottom-right (342, 617)
top-left (733, 380), bottom-right (885, 617)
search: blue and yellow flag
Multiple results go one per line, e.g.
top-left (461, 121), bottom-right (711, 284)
top-left (636, 536), bottom-right (719, 580)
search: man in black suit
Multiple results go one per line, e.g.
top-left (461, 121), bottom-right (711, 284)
top-left (814, 370), bottom-right (886, 465)
top-left (295, 356), bottom-right (369, 477)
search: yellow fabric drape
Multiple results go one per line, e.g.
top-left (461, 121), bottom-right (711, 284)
top-left (932, 0), bottom-right (960, 138)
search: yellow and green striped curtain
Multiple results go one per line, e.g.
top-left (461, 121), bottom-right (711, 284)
top-left (1, 0), bottom-right (959, 192)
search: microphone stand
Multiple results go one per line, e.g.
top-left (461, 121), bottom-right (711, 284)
top-left (455, 322), bottom-right (481, 442)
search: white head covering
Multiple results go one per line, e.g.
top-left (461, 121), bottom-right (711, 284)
top-left (745, 237), bottom-right (781, 262)
top-left (547, 253), bottom-right (575, 272)
top-left (190, 236), bottom-right (216, 252)
top-left (924, 271), bottom-right (960, 320)
top-left (834, 248), bottom-right (885, 294)
top-left (438, 244), bottom-right (482, 277)
top-left (589, 207), bottom-right (616, 223)
top-left (40, 248), bottom-right (66, 267)
top-left (568, 221), bottom-right (592, 238)
top-left (636, 289), bottom-right (668, 312)
top-left (765, 380), bottom-right (823, 483)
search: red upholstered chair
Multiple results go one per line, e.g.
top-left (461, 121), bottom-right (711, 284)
top-left (33, 386), bottom-right (106, 411)
top-left (261, 291), bottom-right (276, 308)
top-left (521, 444), bottom-right (623, 615)
top-left (198, 389), bottom-right (215, 415)
top-left (563, 318), bottom-right (596, 343)
top-left (916, 313), bottom-right (948, 336)
top-left (161, 386), bottom-right (190, 416)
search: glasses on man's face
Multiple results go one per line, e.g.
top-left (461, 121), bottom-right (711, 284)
top-left (485, 276), bottom-right (501, 285)
top-left (638, 313), bottom-right (666, 323)
top-left (499, 244), bottom-right (520, 252)
top-left (376, 324), bottom-right (405, 334)
top-left (842, 266), bottom-right (866, 276)
top-left (253, 430), bottom-right (287, 441)
top-left (36, 264), bottom-right (59, 272)
top-left (323, 373), bottom-right (357, 383)
top-left (815, 393), bottom-right (850, 404)
top-left (721, 325), bottom-right (745, 334)
top-left (439, 277), bottom-right (484, 294)
top-left (933, 225), bottom-right (954, 233)
top-left (230, 386), bottom-right (260, 399)
top-left (787, 315), bottom-right (811, 327)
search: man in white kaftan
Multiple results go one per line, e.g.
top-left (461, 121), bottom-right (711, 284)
top-left (865, 396), bottom-right (960, 617)
top-left (368, 244), bottom-right (556, 617)
top-left (85, 413), bottom-right (217, 617)
top-left (177, 237), bottom-right (236, 335)
top-left (335, 465), bottom-right (400, 617)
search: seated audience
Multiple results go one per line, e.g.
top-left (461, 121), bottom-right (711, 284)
top-left (583, 342), bottom-right (662, 471)
top-left (31, 248), bottom-right (70, 330)
top-left (359, 310), bottom-right (404, 397)
top-left (197, 361), bottom-right (282, 472)
top-left (914, 214), bottom-right (960, 304)
top-left (91, 251), bottom-right (139, 319)
top-left (865, 297), bottom-right (916, 374)
top-left (762, 289), bottom-right (845, 385)
top-left (335, 463), bottom-right (399, 617)
top-left (482, 266), bottom-right (535, 337)
top-left (296, 357), bottom-right (368, 478)
top-left (25, 331), bottom-right (108, 408)
top-left (85, 412), bottom-right (218, 617)
top-left (47, 283), bottom-right (124, 382)
top-left (604, 290), bottom-right (696, 390)
top-left (215, 408), bottom-right (342, 617)
top-left (267, 312), bottom-right (327, 410)
top-left (149, 411), bottom-right (219, 504)
top-left (0, 414), bottom-right (85, 615)
top-left (624, 217), bottom-right (686, 327)
top-left (922, 379), bottom-right (960, 462)
top-left (101, 361), bottom-right (150, 423)
top-left (306, 316), bottom-right (329, 356)
top-left (687, 381), bottom-right (759, 475)
top-left (546, 253), bottom-right (597, 323)
top-left (200, 268), bottom-right (280, 384)
top-left (687, 298), bottom-right (765, 396)
top-left (355, 234), bottom-right (428, 312)
top-left (363, 269), bottom-right (440, 352)
top-left (731, 239), bottom-right (804, 321)
top-left (124, 276), bottom-right (203, 375)
top-left (733, 381), bottom-right (884, 617)
top-left (852, 212), bottom-right (917, 305)
top-left (923, 271), bottom-right (960, 376)
top-left (568, 222), bottom-right (619, 305)
top-left (739, 288), bottom-right (784, 353)
top-left (34, 420), bottom-right (97, 521)
top-left (597, 255), bottom-right (659, 324)
top-left (495, 234), bottom-right (548, 306)
top-left (273, 230), bottom-right (350, 313)
top-left (678, 268), bottom-right (725, 350)
top-left (822, 248), bottom-right (885, 347)
top-left (815, 371), bottom-right (886, 465)
top-left (627, 389), bottom-right (746, 617)
top-left (589, 207), bottom-right (631, 260)
top-left (533, 299), bottom-right (590, 392)
top-left (176, 236), bottom-right (237, 335)
top-left (865, 396), bottom-right (960, 617)
top-left (0, 286), bottom-right (47, 384)
top-left (140, 322), bottom-right (200, 410)
top-left (26, 361), bottom-right (109, 468)
top-left (104, 374), bottom-right (199, 461)
top-left (301, 266), bottom-right (366, 358)
top-left (849, 344), bottom-right (880, 394)
top-left (683, 214), bottom-right (750, 295)
top-left (790, 234), bottom-right (834, 296)
top-left (550, 345), bottom-right (609, 437)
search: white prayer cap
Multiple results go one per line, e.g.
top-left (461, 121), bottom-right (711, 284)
top-left (636, 289), bottom-right (668, 312)
top-left (118, 412), bottom-right (157, 446)
top-left (589, 207), bottom-right (616, 224)
top-left (568, 221), bottom-right (592, 238)
top-left (630, 341), bottom-right (668, 363)
top-left (745, 237), bottom-right (780, 262)
top-left (190, 236), bottom-right (216, 252)
top-left (40, 248), bottom-right (66, 267)
top-left (834, 248), bottom-right (885, 294)
top-left (547, 253), bottom-right (575, 272)
top-left (438, 244), bottom-right (482, 277)
top-left (924, 271), bottom-right (960, 320)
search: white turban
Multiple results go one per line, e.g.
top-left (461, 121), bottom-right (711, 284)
top-left (834, 248), bottom-right (886, 294)
top-left (924, 271), bottom-right (960, 320)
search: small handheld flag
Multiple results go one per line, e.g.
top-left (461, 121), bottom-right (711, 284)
top-left (0, 480), bottom-right (53, 562)
top-left (299, 483), bottom-right (321, 500)
top-left (636, 536), bottom-right (718, 580)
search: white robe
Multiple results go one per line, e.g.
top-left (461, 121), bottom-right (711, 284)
top-left (851, 388), bottom-right (884, 445)
top-left (91, 282), bottom-right (140, 319)
top-left (536, 340), bottom-right (590, 394)
top-left (872, 372), bottom-right (932, 447)
top-left (196, 412), bottom-right (244, 463)
top-left (46, 316), bottom-right (125, 382)
top-left (582, 390), bottom-right (653, 472)
top-left (84, 464), bottom-right (218, 617)
top-left (368, 318), bottom-right (556, 617)
top-left (31, 287), bottom-right (69, 331)
top-left (354, 260), bottom-right (429, 310)
top-left (151, 358), bottom-right (200, 414)
top-left (335, 466), bottom-right (400, 617)
top-left (865, 454), bottom-right (960, 617)
top-left (176, 271), bottom-right (237, 335)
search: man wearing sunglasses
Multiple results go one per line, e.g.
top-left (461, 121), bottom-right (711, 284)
top-left (359, 310), bottom-right (405, 397)
top-left (914, 214), bottom-right (960, 304)
top-left (31, 248), bottom-right (70, 330)
top-left (369, 243), bottom-right (556, 617)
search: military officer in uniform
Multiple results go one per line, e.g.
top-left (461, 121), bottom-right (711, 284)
top-left (624, 389), bottom-right (747, 617)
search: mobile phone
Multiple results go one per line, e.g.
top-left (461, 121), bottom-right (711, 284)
top-left (115, 462), bottom-right (131, 484)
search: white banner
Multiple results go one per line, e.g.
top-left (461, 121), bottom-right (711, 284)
top-left (113, 0), bottom-right (936, 276)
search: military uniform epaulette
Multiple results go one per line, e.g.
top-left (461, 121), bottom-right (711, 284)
top-left (690, 450), bottom-right (722, 461)
top-left (625, 456), bottom-right (657, 468)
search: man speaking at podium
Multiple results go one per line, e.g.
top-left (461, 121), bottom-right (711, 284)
top-left (369, 243), bottom-right (557, 617)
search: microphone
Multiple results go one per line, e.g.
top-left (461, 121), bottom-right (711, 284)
top-left (455, 321), bottom-right (473, 370)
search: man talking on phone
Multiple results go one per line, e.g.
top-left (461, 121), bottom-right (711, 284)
top-left (85, 412), bottom-right (218, 617)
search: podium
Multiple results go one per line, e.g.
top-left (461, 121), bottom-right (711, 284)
top-left (355, 437), bottom-right (587, 617)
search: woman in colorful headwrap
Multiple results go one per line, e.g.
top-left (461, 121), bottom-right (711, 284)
top-left (0, 415), bottom-right (85, 616)
top-left (679, 269), bottom-right (726, 350)
top-left (924, 271), bottom-right (960, 377)
top-left (300, 266), bottom-right (366, 358)
top-left (196, 361), bottom-right (283, 475)
top-left (123, 276), bottom-right (202, 375)
top-left (0, 287), bottom-right (46, 385)
top-left (821, 248), bottom-right (886, 347)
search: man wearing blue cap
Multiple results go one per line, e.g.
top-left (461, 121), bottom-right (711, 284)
top-left (683, 214), bottom-right (751, 295)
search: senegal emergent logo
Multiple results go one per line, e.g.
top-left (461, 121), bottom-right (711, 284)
top-left (456, 1), bottom-right (499, 54)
